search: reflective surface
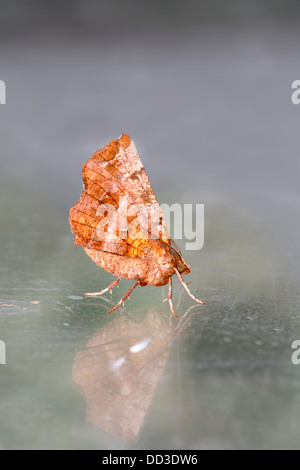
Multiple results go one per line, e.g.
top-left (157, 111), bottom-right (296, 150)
top-left (1, 6), bottom-right (300, 449)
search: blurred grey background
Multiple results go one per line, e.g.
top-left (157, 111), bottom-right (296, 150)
top-left (1, 0), bottom-right (300, 450)
top-left (1, 0), bottom-right (300, 228)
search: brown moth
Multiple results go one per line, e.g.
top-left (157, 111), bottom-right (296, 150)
top-left (69, 133), bottom-right (204, 317)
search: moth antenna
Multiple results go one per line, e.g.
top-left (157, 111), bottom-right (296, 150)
top-left (85, 277), bottom-right (121, 297)
top-left (174, 268), bottom-right (205, 305)
top-left (171, 239), bottom-right (183, 257)
top-left (107, 282), bottom-right (139, 314)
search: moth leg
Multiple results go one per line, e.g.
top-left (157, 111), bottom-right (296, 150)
top-left (107, 282), bottom-right (139, 314)
top-left (163, 278), bottom-right (178, 318)
top-left (174, 268), bottom-right (205, 305)
top-left (85, 277), bottom-right (121, 297)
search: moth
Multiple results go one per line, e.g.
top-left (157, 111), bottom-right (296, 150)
top-left (69, 133), bottom-right (204, 317)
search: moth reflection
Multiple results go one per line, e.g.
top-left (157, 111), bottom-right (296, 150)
top-left (72, 307), bottom-right (197, 443)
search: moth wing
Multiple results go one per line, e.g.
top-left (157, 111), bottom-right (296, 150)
top-left (83, 134), bottom-right (170, 245)
top-left (69, 134), bottom-right (170, 261)
top-left (69, 180), bottom-right (150, 259)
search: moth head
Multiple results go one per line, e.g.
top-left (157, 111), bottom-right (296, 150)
top-left (171, 246), bottom-right (191, 276)
top-left (176, 259), bottom-right (191, 276)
